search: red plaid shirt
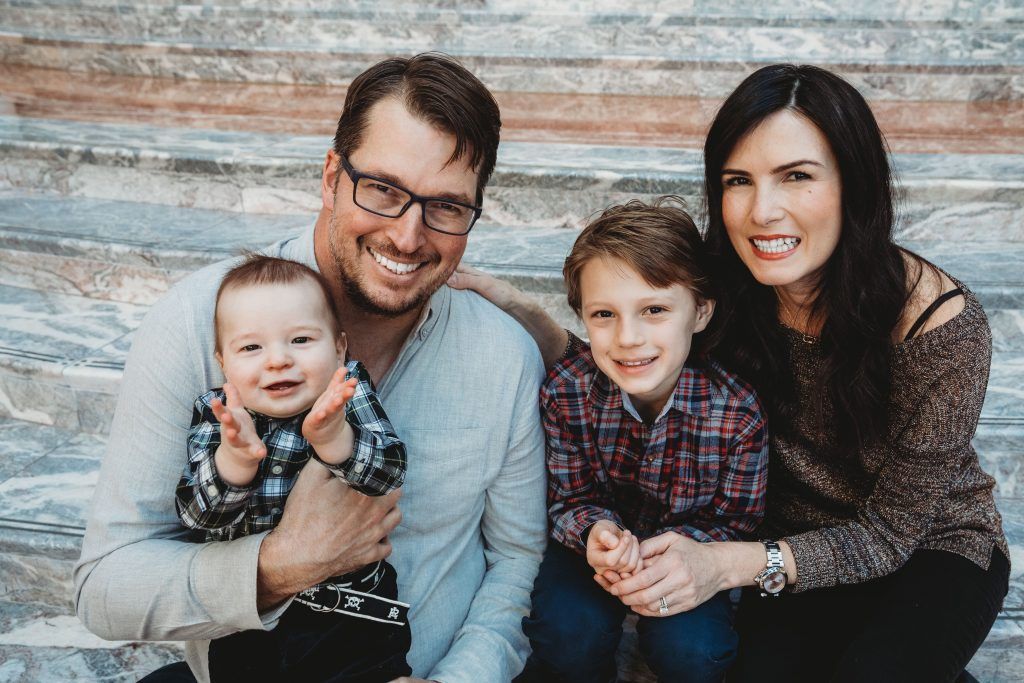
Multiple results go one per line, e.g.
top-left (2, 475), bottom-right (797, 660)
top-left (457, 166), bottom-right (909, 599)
top-left (542, 343), bottom-right (768, 553)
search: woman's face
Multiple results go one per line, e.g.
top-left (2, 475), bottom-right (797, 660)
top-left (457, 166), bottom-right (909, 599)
top-left (720, 110), bottom-right (843, 299)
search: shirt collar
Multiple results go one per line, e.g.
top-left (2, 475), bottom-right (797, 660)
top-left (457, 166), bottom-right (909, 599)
top-left (589, 362), bottom-right (715, 423)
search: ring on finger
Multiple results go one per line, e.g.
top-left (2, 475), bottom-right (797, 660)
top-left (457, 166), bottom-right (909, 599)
top-left (658, 596), bottom-right (669, 615)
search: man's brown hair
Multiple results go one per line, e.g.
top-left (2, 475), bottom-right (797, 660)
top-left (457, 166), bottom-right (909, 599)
top-left (332, 52), bottom-right (501, 204)
top-left (564, 196), bottom-right (715, 315)
top-left (214, 255), bottom-right (342, 353)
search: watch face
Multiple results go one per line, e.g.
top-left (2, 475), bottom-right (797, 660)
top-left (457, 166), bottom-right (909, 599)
top-left (763, 570), bottom-right (786, 594)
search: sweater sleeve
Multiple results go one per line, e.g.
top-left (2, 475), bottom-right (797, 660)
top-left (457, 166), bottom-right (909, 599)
top-left (783, 321), bottom-right (992, 592)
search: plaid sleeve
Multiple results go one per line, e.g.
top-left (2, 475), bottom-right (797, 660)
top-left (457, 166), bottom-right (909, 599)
top-left (542, 375), bottom-right (622, 554)
top-left (314, 360), bottom-right (406, 497)
top-left (174, 389), bottom-right (256, 531)
top-left (663, 391), bottom-right (769, 543)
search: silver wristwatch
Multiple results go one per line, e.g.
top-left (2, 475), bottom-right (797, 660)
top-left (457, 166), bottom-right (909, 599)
top-left (753, 540), bottom-right (787, 597)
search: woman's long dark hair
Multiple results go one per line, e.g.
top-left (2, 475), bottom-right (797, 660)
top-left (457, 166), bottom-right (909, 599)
top-left (704, 64), bottom-right (912, 450)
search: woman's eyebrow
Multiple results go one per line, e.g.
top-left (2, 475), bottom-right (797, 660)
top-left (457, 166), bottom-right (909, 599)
top-left (770, 159), bottom-right (824, 174)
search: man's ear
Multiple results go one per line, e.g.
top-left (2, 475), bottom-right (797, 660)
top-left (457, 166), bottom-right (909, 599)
top-left (336, 331), bottom-right (348, 362)
top-left (215, 350), bottom-right (224, 369)
top-left (321, 149), bottom-right (341, 211)
top-left (693, 298), bottom-right (716, 334)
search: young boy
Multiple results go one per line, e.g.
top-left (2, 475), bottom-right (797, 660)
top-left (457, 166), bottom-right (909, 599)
top-left (520, 198), bottom-right (769, 683)
top-left (174, 255), bottom-right (411, 683)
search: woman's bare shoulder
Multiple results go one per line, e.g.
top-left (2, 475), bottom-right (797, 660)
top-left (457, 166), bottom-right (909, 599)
top-left (894, 251), bottom-right (966, 342)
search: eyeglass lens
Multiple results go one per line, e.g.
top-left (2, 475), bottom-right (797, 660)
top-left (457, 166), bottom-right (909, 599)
top-left (354, 177), bottom-right (475, 234)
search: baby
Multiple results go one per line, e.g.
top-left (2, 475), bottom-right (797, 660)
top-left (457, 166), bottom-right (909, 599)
top-left (174, 254), bottom-right (410, 682)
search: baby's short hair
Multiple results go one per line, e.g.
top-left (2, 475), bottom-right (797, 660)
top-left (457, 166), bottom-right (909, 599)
top-left (214, 254), bottom-right (342, 352)
top-left (563, 196), bottom-right (715, 316)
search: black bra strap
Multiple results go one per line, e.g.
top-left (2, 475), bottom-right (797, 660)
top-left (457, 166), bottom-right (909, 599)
top-left (903, 287), bottom-right (964, 341)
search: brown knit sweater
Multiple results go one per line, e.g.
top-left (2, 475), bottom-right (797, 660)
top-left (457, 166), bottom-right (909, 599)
top-left (762, 284), bottom-right (1009, 592)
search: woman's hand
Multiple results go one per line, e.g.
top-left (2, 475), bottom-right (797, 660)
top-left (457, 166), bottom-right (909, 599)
top-left (604, 532), bottom-right (726, 617)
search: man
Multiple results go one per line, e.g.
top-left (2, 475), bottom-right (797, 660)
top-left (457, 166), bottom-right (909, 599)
top-left (73, 53), bottom-right (547, 683)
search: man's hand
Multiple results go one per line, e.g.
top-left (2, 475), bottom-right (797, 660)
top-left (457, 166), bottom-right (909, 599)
top-left (586, 520), bottom-right (640, 581)
top-left (256, 459), bottom-right (401, 610)
top-left (602, 532), bottom-right (724, 617)
top-left (302, 368), bottom-right (358, 465)
top-left (211, 383), bottom-right (267, 486)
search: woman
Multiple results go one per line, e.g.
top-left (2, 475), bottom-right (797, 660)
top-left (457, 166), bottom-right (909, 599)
top-left (451, 64), bottom-right (1009, 681)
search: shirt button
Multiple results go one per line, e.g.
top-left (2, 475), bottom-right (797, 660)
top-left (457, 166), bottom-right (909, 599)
top-left (206, 484), bottom-right (218, 497)
top-left (271, 465), bottom-right (283, 475)
top-left (271, 507), bottom-right (282, 515)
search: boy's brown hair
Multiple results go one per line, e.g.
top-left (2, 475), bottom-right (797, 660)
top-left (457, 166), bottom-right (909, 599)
top-left (564, 196), bottom-right (718, 356)
top-left (564, 196), bottom-right (715, 312)
top-left (214, 255), bottom-right (343, 353)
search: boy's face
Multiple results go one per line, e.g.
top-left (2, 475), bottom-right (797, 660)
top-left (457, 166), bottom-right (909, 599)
top-left (215, 279), bottom-right (344, 418)
top-left (580, 256), bottom-right (714, 420)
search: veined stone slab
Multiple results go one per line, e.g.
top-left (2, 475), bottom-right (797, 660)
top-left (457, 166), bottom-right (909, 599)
top-left (0, 418), bottom-right (1019, 681)
top-left (1, 31), bottom-right (1021, 100)
top-left (1, 3), bottom-right (1021, 68)
top-left (2, 116), bottom-right (1022, 234)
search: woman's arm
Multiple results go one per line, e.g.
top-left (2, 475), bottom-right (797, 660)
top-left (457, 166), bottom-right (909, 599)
top-left (603, 535), bottom-right (799, 616)
top-left (448, 264), bottom-right (569, 368)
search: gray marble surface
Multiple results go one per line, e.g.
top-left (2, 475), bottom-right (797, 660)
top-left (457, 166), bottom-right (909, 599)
top-left (0, 419), bottom-right (1018, 681)
top-left (1, 31), bottom-right (1021, 100)
top-left (1, 1), bottom-right (1022, 69)
top-left (2, 0), bottom-right (1020, 22)
top-left (2, 116), bottom-right (1022, 234)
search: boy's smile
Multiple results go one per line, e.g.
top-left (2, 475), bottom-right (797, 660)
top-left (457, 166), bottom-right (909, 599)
top-left (580, 256), bottom-right (714, 422)
top-left (216, 279), bottom-right (344, 418)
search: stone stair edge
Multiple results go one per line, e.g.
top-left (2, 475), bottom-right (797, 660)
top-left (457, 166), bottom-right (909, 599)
top-left (4, 2), bottom-right (1023, 30)
top-left (3, 116), bottom-right (1022, 183)
top-left (3, 29), bottom-right (1023, 70)
top-left (3, 0), bottom-right (1021, 17)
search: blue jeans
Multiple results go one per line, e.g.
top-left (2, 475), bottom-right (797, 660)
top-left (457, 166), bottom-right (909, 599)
top-left (521, 540), bottom-right (737, 683)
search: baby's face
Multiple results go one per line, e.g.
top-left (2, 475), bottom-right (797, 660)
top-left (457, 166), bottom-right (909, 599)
top-left (216, 279), bottom-right (343, 418)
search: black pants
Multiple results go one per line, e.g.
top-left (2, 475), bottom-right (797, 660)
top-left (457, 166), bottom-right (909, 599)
top-left (208, 560), bottom-right (412, 683)
top-left (729, 547), bottom-right (1009, 683)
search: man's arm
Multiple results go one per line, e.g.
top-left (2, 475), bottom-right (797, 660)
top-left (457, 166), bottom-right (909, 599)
top-left (74, 286), bottom-right (275, 641)
top-left (427, 341), bottom-right (548, 683)
top-left (74, 272), bottom-right (402, 642)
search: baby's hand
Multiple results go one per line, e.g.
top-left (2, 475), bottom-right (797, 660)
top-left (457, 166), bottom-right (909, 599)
top-left (302, 369), bottom-right (357, 465)
top-left (586, 520), bottom-right (641, 579)
top-left (212, 383), bottom-right (266, 486)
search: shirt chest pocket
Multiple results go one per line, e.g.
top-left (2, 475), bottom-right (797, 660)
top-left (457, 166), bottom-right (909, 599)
top-left (397, 426), bottom-right (492, 534)
top-left (665, 445), bottom-right (720, 515)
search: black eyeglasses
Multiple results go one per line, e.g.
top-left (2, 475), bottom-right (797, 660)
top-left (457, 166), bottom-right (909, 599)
top-left (340, 156), bottom-right (482, 236)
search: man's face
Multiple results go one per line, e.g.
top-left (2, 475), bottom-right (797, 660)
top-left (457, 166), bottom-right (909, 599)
top-left (324, 98), bottom-right (479, 317)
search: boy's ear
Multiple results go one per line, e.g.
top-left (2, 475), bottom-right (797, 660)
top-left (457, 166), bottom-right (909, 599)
top-left (693, 298), bottom-right (716, 334)
top-left (321, 149), bottom-right (340, 211)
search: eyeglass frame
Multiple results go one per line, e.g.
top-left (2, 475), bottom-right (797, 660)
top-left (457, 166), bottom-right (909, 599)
top-left (339, 155), bottom-right (483, 236)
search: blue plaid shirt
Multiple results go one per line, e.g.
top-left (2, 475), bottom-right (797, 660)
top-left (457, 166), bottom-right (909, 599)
top-left (176, 360), bottom-right (406, 541)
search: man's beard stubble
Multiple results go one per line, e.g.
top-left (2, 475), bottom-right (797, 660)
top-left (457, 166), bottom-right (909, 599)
top-left (327, 210), bottom-right (445, 318)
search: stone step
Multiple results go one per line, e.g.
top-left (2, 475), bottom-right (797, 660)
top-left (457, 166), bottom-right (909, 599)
top-left (0, 417), bottom-right (1019, 681)
top-left (2, 116), bottom-right (1022, 234)
top-left (0, 25), bottom-right (1020, 100)
top-left (1, 278), bottom-right (1023, 494)
top-left (1, 190), bottom-right (1023, 311)
top-left (4, 64), bottom-right (1021, 154)
top-left (2, 0), bottom-right (1020, 63)
top-left (4, 0), bottom-right (1021, 21)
